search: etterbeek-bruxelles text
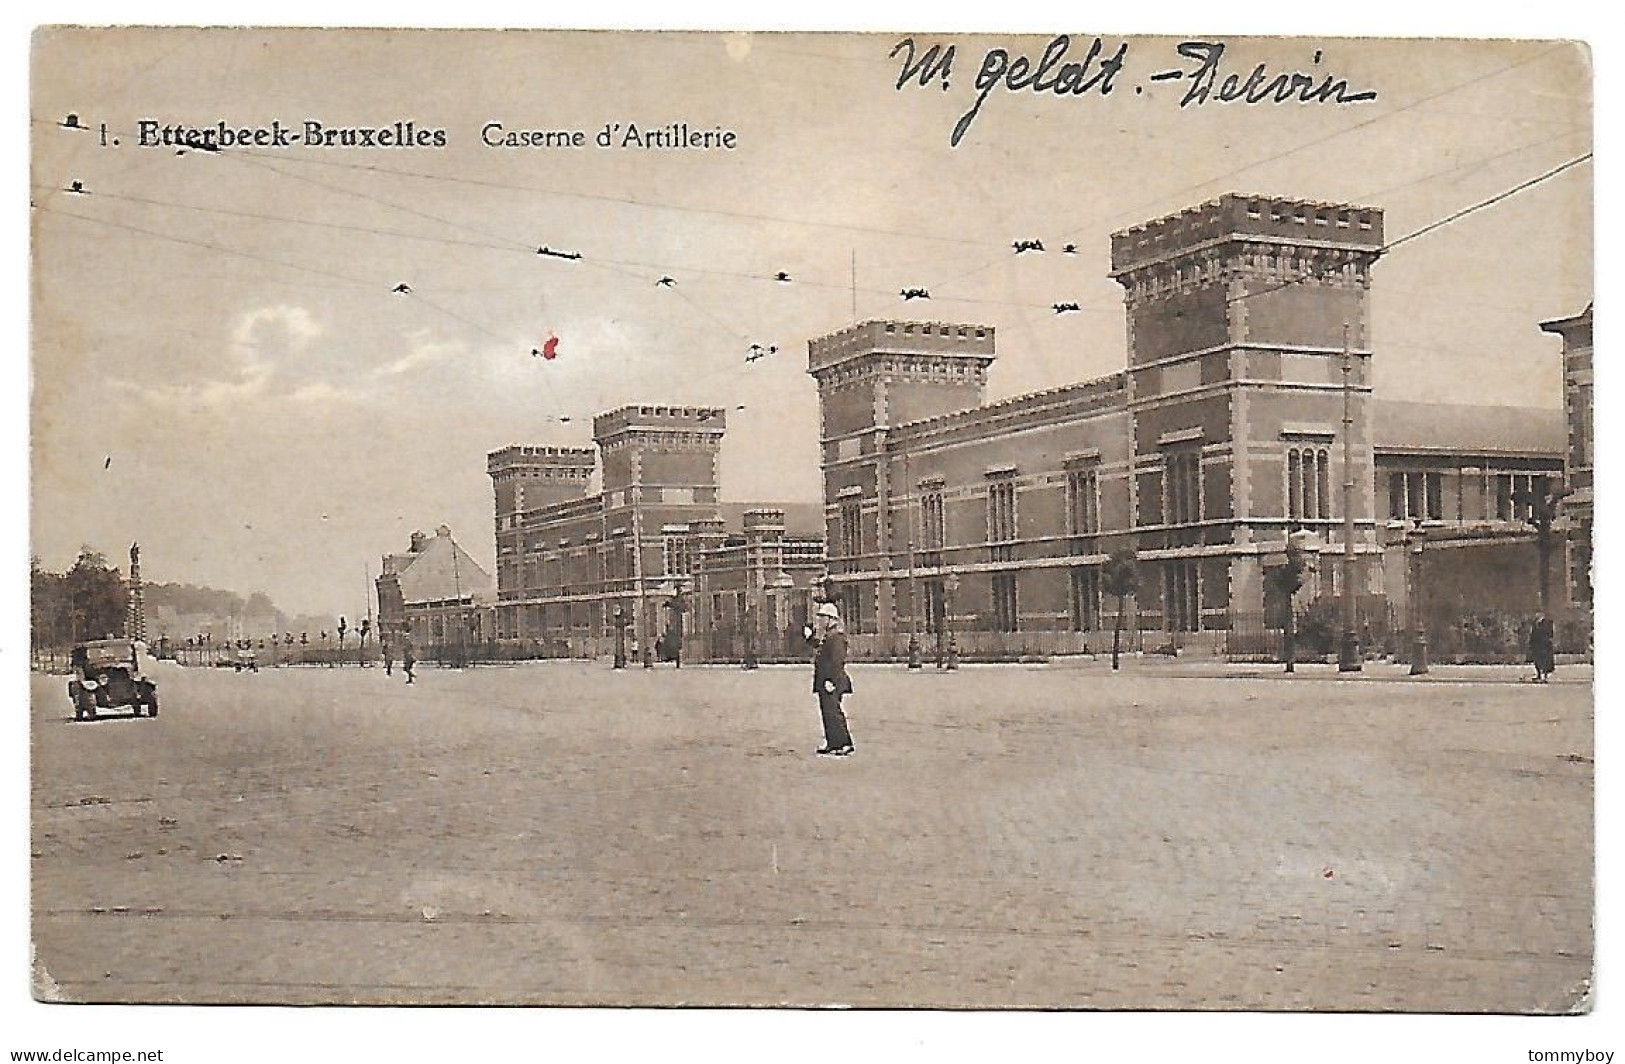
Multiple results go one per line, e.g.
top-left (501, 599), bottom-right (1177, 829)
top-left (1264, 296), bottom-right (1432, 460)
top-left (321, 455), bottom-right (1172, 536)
top-left (136, 120), bottom-right (448, 149)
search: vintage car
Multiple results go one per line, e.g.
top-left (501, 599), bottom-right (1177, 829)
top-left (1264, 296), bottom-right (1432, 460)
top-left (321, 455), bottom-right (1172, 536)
top-left (67, 639), bottom-right (159, 721)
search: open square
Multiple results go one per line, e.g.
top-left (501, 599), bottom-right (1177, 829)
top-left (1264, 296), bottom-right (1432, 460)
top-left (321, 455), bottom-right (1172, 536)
top-left (31, 661), bottom-right (1592, 1010)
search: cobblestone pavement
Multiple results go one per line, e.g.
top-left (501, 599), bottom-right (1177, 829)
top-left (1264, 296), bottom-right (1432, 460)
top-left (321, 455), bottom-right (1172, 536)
top-left (30, 660), bottom-right (1593, 1010)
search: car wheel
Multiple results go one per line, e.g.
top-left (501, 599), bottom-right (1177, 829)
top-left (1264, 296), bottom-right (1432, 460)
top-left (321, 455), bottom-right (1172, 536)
top-left (146, 694), bottom-right (159, 717)
top-left (77, 695), bottom-right (96, 722)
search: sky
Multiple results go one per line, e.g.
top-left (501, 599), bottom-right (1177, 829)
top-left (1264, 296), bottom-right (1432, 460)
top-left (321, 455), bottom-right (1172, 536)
top-left (29, 29), bottom-right (1592, 618)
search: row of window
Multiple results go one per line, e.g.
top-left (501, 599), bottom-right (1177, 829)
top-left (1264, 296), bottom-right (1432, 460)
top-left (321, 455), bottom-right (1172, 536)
top-left (499, 538), bottom-right (689, 592)
top-left (1287, 447), bottom-right (1331, 523)
top-left (840, 468), bottom-right (1106, 561)
top-left (1386, 471), bottom-right (1552, 523)
top-left (931, 562), bottom-right (1195, 633)
top-left (833, 460), bottom-right (1558, 560)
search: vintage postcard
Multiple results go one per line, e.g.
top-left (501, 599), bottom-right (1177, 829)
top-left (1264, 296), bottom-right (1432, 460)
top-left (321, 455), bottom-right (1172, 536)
top-left (27, 25), bottom-right (1593, 1024)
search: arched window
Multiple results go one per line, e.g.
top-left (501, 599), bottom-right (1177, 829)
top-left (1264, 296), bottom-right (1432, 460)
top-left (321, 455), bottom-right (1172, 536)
top-left (1288, 450), bottom-right (1302, 524)
top-left (1287, 446), bottom-right (1332, 524)
top-left (1316, 449), bottom-right (1332, 519)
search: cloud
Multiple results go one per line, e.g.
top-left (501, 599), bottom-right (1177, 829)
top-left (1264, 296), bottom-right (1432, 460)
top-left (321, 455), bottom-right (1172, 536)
top-left (377, 331), bottom-right (465, 377)
top-left (109, 304), bottom-right (326, 407)
top-left (108, 367), bottom-right (270, 407)
top-left (288, 381), bottom-right (366, 405)
top-left (232, 305), bottom-right (323, 351)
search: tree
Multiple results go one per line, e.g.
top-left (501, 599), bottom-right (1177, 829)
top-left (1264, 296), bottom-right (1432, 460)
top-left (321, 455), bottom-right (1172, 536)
top-left (31, 556), bottom-right (68, 651)
top-left (1267, 539), bottom-right (1308, 673)
top-left (1102, 547), bottom-right (1139, 671)
top-left (65, 548), bottom-right (128, 641)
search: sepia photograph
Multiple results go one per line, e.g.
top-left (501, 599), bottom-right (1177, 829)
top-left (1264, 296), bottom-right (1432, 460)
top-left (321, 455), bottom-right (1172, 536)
top-left (17, 11), bottom-right (1605, 1059)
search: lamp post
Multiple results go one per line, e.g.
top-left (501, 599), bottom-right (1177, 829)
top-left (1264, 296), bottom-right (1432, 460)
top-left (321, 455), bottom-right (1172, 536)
top-left (1407, 520), bottom-right (1430, 675)
top-left (944, 572), bottom-right (960, 671)
top-left (743, 598), bottom-right (759, 670)
top-left (659, 577), bottom-right (690, 668)
top-left (613, 605), bottom-right (628, 669)
top-left (1338, 322), bottom-right (1362, 672)
top-left (934, 580), bottom-right (947, 669)
top-left (767, 569), bottom-right (795, 663)
top-left (903, 446), bottom-right (921, 670)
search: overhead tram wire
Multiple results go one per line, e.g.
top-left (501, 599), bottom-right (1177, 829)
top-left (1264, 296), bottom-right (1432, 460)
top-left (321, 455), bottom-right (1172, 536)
top-left (33, 195), bottom-right (552, 351)
top-left (55, 186), bottom-right (532, 255)
top-left (61, 130), bottom-right (1074, 313)
top-left (920, 41), bottom-right (1576, 302)
top-left (1381, 153), bottom-right (1592, 254)
top-left (40, 107), bottom-right (1585, 362)
top-left (39, 119), bottom-right (1129, 319)
top-left (35, 116), bottom-right (1001, 251)
top-left (40, 47), bottom-right (1580, 314)
top-left (34, 202), bottom-right (382, 290)
top-left (1224, 152), bottom-right (1592, 310)
top-left (225, 150), bottom-right (537, 254)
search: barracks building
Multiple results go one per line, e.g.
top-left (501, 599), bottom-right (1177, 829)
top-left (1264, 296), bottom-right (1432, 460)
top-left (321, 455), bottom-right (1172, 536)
top-left (486, 194), bottom-right (1572, 662)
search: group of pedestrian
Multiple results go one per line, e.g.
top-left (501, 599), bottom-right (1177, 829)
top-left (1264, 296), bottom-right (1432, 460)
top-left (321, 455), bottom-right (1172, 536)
top-left (381, 638), bottom-right (415, 684)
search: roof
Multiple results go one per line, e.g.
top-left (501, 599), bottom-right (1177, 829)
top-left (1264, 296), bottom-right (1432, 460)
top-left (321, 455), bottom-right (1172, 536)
top-left (719, 502), bottom-right (824, 537)
top-left (1372, 400), bottom-right (1565, 456)
top-left (391, 531), bottom-right (493, 605)
top-left (1539, 302), bottom-right (1592, 337)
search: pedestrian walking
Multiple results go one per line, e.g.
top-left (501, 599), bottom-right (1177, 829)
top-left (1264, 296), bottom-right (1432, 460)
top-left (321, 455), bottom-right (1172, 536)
top-left (403, 640), bottom-right (416, 685)
top-left (382, 638), bottom-right (395, 677)
top-left (1529, 612), bottom-right (1557, 683)
top-left (805, 601), bottom-right (854, 756)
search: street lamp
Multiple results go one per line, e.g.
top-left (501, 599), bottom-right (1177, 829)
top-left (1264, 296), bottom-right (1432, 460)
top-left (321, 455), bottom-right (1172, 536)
top-left (1337, 322), bottom-right (1362, 673)
top-left (659, 577), bottom-right (690, 668)
top-left (943, 572), bottom-right (960, 671)
top-left (613, 605), bottom-right (628, 669)
top-left (934, 579), bottom-right (947, 669)
top-left (1406, 520), bottom-right (1430, 676)
top-left (902, 447), bottom-right (921, 670)
top-left (742, 598), bottom-right (760, 670)
top-left (767, 569), bottom-right (795, 664)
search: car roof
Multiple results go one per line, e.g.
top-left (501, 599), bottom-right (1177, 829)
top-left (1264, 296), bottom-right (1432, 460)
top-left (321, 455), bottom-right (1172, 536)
top-left (77, 640), bottom-right (136, 660)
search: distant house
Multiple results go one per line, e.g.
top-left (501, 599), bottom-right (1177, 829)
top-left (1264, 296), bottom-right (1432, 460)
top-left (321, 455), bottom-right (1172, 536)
top-left (376, 525), bottom-right (495, 649)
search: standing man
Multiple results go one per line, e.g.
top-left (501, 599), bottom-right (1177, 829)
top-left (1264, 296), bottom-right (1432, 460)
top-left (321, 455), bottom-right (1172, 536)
top-left (1529, 611), bottom-right (1557, 683)
top-left (403, 639), bottom-right (416, 685)
top-left (806, 601), bottom-right (854, 756)
top-left (382, 636), bottom-right (395, 677)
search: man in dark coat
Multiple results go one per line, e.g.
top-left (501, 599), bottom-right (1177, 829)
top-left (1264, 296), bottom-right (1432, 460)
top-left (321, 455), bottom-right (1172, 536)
top-left (807, 601), bottom-right (854, 756)
top-left (1529, 612), bottom-right (1557, 683)
top-left (403, 639), bottom-right (416, 685)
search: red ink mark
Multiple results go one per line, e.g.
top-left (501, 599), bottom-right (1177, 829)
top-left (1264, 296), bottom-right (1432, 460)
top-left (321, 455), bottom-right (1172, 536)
top-left (1322, 868), bottom-right (1334, 879)
top-left (542, 336), bottom-right (559, 360)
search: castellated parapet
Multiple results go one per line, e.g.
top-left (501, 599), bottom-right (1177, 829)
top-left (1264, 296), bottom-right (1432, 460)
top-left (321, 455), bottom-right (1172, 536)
top-left (486, 445), bottom-right (598, 478)
top-left (743, 508), bottom-right (787, 540)
top-left (1110, 194), bottom-right (1384, 277)
top-left (807, 320), bottom-right (996, 376)
top-left (591, 404), bottom-right (727, 443)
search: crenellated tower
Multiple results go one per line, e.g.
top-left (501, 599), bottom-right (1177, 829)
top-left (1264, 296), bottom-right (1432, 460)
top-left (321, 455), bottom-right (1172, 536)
top-left (807, 320), bottom-right (995, 635)
top-left (1110, 194), bottom-right (1385, 628)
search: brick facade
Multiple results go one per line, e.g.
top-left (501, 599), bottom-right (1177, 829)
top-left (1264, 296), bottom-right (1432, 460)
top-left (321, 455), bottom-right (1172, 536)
top-left (808, 195), bottom-right (1564, 654)
top-left (487, 408), bottom-right (823, 660)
